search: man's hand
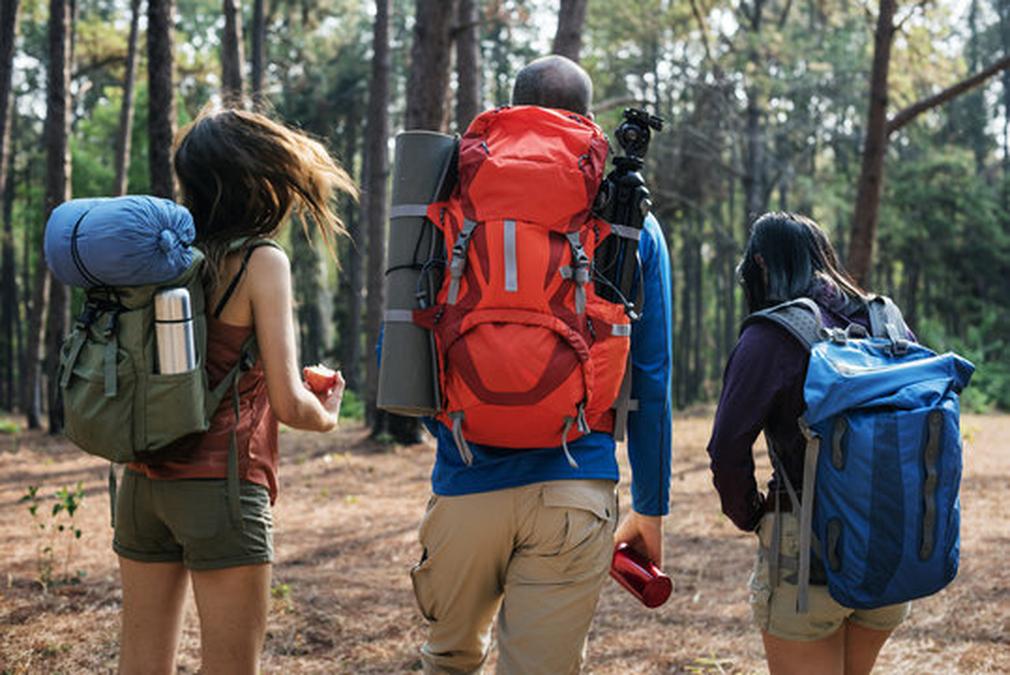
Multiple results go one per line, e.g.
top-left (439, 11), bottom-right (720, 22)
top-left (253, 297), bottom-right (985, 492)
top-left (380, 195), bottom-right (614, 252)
top-left (614, 511), bottom-right (664, 567)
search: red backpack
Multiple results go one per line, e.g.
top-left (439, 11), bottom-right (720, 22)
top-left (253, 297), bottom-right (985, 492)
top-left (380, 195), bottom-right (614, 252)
top-left (414, 106), bottom-right (632, 465)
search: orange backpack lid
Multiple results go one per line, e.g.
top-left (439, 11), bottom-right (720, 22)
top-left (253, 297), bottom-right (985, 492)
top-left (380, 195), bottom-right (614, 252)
top-left (458, 106), bottom-right (609, 231)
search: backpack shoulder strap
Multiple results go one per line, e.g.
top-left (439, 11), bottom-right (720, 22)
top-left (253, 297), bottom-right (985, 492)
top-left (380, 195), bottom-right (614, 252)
top-left (740, 297), bottom-right (824, 352)
top-left (866, 295), bottom-right (912, 341)
top-left (211, 238), bottom-right (284, 319)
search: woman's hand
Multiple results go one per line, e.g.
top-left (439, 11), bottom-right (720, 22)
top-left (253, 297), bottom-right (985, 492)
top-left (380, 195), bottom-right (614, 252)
top-left (314, 370), bottom-right (345, 429)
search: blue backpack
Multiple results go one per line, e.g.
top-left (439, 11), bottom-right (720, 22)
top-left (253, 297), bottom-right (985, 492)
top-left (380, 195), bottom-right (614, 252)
top-left (746, 296), bottom-right (975, 611)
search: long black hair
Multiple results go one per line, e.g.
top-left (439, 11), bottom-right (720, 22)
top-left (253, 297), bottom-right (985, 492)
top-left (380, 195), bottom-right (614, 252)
top-left (738, 212), bottom-right (866, 313)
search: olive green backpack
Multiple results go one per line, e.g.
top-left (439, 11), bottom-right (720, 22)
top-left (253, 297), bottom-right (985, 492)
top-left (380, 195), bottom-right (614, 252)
top-left (58, 239), bottom-right (280, 525)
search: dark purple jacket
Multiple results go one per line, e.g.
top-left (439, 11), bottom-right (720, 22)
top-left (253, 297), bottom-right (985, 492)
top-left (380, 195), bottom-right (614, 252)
top-left (706, 283), bottom-right (873, 532)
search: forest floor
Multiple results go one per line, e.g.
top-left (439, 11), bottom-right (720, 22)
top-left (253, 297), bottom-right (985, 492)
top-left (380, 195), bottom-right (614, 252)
top-left (0, 413), bottom-right (1007, 674)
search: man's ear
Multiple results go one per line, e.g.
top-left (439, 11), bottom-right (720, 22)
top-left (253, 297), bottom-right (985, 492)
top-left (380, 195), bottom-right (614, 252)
top-left (587, 111), bottom-right (595, 121)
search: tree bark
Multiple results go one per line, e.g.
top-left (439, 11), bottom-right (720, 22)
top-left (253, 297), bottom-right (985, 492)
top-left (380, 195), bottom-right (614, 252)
top-left (0, 0), bottom-right (19, 411)
top-left (221, 0), bottom-right (245, 102)
top-left (148, 0), bottom-right (176, 199)
top-left (740, 1), bottom-right (768, 237)
top-left (404, 0), bottom-right (456, 131)
top-left (847, 0), bottom-right (895, 286)
top-left (1002, 0), bottom-right (1010, 212)
top-left (552, 0), bottom-right (588, 63)
top-left (454, 0), bottom-right (481, 131)
top-left (1, 127), bottom-right (15, 411)
top-left (291, 221), bottom-right (328, 365)
top-left (363, 0), bottom-right (391, 433)
top-left (339, 112), bottom-right (363, 391)
top-left (113, 0), bottom-right (140, 196)
top-left (251, 0), bottom-right (266, 105)
top-left (29, 0), bottom-right (72, 432)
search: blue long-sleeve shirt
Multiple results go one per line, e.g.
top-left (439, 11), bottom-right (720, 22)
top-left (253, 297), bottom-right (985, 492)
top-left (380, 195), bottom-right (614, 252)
top-left (425, 214), bottom-right (673, 516)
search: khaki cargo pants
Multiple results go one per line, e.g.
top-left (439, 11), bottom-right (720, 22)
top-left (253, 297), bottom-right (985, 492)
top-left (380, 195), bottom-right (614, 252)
top-left (411, 479), bottom-right (618, 675)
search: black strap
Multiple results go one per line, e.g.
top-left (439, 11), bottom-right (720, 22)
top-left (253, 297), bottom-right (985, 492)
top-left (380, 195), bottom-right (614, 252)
top-left (70, 209), bottom-right (108, 288)
top-left (212, 240), bottom-right (278, 319)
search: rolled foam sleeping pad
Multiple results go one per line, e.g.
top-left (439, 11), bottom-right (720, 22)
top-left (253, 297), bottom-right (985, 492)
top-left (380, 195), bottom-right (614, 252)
top-left (44, 196), bottom-right (195, 288)
top-left (377, 131), bottom-right (457, 417)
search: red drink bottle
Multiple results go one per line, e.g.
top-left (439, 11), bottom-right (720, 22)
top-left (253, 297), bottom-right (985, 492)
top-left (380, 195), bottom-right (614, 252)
top-left (610, 543), bottom-right (672, 608)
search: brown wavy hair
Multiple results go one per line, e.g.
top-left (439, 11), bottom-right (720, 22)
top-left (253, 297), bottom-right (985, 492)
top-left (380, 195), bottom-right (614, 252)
top-left (173, 106), bottom-right (357, 285)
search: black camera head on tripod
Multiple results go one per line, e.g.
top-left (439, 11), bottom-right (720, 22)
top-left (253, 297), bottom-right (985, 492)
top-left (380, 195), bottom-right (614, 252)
top-left (614, 108), bottom-right (664, 164)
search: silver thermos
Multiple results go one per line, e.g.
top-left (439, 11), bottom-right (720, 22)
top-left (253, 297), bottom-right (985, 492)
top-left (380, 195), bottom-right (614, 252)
top-left (154, 288), bottom-right (197, 374)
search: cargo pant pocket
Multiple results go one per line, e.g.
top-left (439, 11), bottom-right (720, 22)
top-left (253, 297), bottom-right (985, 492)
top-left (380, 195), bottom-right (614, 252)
top-left (411, 494), bottom-right (440, 623)
top-left (535, 480), bottom-right (617, 578)
top-left (410, 549), bottom-right (439, 623)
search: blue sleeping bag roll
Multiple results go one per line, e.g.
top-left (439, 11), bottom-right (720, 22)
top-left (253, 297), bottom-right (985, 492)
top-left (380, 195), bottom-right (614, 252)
top-left (45, 196), bottom-right (196, 288)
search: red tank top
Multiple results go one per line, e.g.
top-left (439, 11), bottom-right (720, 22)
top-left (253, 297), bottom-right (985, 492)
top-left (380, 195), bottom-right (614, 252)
top-left (129, 317), bottom-right (280, 503)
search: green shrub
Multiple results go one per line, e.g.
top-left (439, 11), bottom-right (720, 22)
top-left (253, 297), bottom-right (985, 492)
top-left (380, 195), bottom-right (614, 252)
top-left (340, 388), bottom-right (365, 423)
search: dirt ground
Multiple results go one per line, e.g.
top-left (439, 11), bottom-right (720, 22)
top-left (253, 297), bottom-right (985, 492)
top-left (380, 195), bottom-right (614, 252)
top-left (0, 413), bottom-right (1007, 674)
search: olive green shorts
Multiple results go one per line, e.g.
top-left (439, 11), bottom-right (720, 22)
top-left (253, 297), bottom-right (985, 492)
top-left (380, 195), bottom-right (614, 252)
top-left (113, 469), bottom-right (274, 570)
top-left (749, 512), bottom-right (911, 641)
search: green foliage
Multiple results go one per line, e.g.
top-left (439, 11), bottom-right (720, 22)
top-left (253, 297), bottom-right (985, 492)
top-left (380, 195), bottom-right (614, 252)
top-left (339, 388), bottom-right (365, 423)
top-left (18, 483), bottom-right (86, 591)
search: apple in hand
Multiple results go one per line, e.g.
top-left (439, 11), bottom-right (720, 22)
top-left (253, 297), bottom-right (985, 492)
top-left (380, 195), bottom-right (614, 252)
top-left (303, 364), bottom-right (339, 395)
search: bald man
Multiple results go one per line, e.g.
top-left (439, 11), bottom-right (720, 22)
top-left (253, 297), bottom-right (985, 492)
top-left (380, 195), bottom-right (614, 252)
top-left (408, 55), bottom-right (673, 674)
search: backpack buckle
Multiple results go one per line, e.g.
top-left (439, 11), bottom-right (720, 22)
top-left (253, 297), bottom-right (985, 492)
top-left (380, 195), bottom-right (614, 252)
top-left (102, 310), bottom-right (120, 337)
top-left (76, 303), bottom-right (97, 330)
top-left (821, 327), bottom-right (848, 345)
top-left (845, 323), bottom-right (868, 339)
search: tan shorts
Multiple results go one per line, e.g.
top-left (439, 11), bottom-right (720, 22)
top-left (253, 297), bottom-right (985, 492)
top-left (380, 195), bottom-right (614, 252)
top-left (749, 512), bottom-right (911, 642)
top-left (411, 479), bottom-right (618, 674)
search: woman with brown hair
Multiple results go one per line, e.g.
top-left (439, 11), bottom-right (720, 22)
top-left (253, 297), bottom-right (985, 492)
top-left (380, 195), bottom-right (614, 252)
top-left (113, 108), bottom-right (355, 675)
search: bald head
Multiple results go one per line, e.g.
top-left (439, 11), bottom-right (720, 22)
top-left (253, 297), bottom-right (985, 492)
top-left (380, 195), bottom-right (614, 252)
top-left (511, 55), bottom-right (593, 116)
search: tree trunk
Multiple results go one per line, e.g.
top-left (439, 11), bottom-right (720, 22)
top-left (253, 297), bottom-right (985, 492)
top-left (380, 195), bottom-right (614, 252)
top-left (552, 0), bottom-right (588, 62)
top-left (363, 0), bottom-right (391, 434)
top-left (1, 146), bottom-right (14, 411)
top-left (454, 0), bottom-right (481, 131)
top-left (291, 221), bottom-right (328, 365)
top-left (339, 112), bottom-right (363, 391)
top-left (251, 0), bottom-right (266, 105)
top-left (113, 0), bottom-right (140, 196)
top-left (221, 0), bottom-right (244, 102)
top-left (847, 0), bottom-right (896, 285)
top-left (43, 0), bottom-right (73, 434)
top-left (148, 0), bottom-right (176, 199)
top-left (0, 0), bottom-right (19, 410)
top-left (740, 2), bottom-right (768, 236)
top-left (404, 0), bottom-right (456, 131)
top-left (19, 161), bottom-right (32, 419)
top-left (1002, 0), bottom-right (1010, 212)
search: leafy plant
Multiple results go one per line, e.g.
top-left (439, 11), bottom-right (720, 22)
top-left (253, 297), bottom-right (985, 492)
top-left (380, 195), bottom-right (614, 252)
top-left (339, 388), bottom-right (365, 423)
top-left (19, 483), bottom-right (86, 591)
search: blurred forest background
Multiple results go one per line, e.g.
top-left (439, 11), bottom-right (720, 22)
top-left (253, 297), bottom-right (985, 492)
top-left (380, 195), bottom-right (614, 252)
top-left (1, 0), bottom-right (1009, 442)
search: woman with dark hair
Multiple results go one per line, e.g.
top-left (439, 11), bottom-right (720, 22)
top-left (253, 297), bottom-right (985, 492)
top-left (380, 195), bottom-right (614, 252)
top-left (707, 212), bottom-right (911, 674)
top-left (114, 108), bottom-right (355, 675)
